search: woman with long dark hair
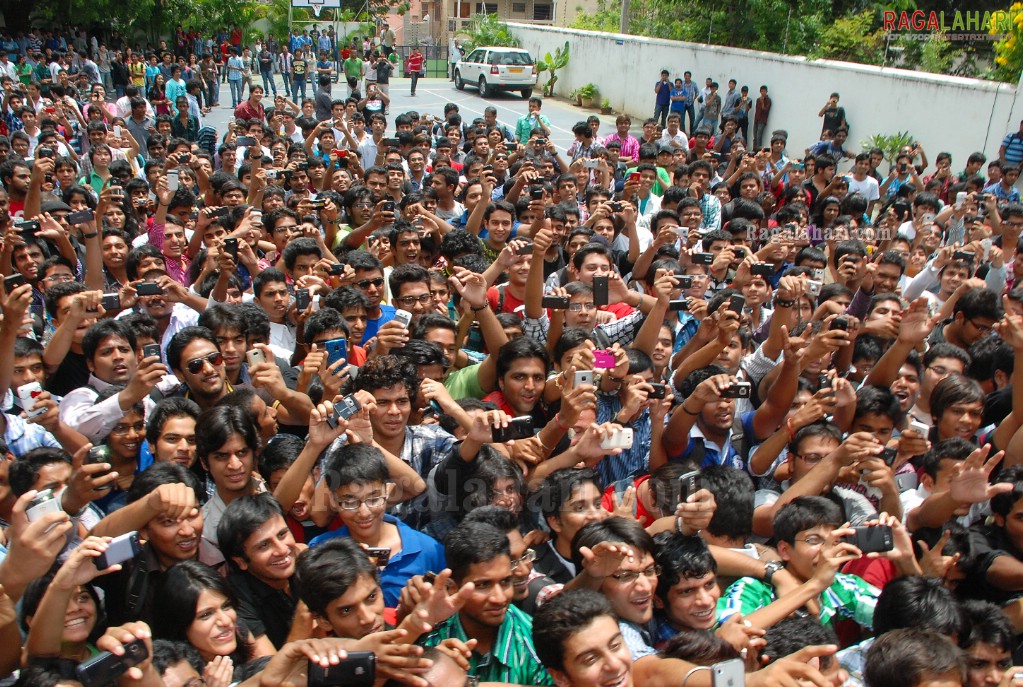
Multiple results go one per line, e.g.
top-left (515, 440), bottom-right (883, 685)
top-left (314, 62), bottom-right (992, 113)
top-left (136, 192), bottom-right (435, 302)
top-left (152, 560), bottom-right (262, 670)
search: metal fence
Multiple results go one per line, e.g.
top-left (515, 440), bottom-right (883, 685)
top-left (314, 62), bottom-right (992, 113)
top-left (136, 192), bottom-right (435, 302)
top-left (392, 44), bottom-right (450, 78)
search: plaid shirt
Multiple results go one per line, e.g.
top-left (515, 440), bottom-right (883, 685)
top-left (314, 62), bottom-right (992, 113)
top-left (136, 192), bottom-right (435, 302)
top-left (595, 394), bottom-right (652, 488)
top-left (420, 605), bottom-right (553, 685)
top-left (602, 132), bottom-right (640, 162)
top-left (717, 574), bottom-right (879, 629)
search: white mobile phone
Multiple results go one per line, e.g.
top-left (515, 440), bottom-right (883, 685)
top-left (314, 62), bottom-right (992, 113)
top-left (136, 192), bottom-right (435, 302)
top-left (167, 169), bottom-right (179, 192)
top-left (16, 381), bottom-right (46, 418)
top-left (600, 427), bottom-right (634, 451)
top-left (711, 658), bottom-right (745, 687)
top-left (393, 309), bottom-right (413, 328)
top-left (113, 125), bottom-right (122, 138)
top-left (246, 349), bottom-right (266, 367)
top-left (806, 279), bottom-right (822, 297)
top-left (573, 370), bottom-right (594, 388)
top-left (908, 419), bottom-right (930, 437)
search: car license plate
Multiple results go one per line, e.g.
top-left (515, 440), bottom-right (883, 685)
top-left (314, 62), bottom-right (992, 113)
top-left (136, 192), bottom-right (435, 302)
top-left (508, 67), bottom-right (523, 73)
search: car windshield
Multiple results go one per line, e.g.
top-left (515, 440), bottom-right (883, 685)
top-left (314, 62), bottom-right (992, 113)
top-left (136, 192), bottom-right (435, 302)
top-left (491, 52), bottom-right (533, 66)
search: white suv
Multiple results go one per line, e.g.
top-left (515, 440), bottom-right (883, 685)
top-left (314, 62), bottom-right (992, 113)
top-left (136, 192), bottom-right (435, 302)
top-left (454, 46), bottom-right (537, 99)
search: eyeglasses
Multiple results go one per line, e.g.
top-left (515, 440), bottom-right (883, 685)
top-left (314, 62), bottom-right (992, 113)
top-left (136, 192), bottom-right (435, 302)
top-left (797, 536), bottom-right (827, 546)
top-left (796, 453), bottom-right (826, 465)
top-left (353, 202), bottom-right (375, 209)
top-left (969, 319), bottom-right (994, 335)
top-left (44, 273), bottom-right (74, 283)
top-left (568, 302), bottom-right (596, 312)
top-left (337, 495), bottom-right (388, 510)
top-left (609, 565), bottom-right (661, 584)
top-left (355, 277), bottom-right (385, 289)
top-left (111, 421), bottom-right (146, 436)
top-left (510, 548), bottom-right (536, 569)
top-left (927, 365), bottom-right (952, 377)
top-left (185, 351), bottom-right (224, 374)
top-left (395, 294), bottom-right (433, 307)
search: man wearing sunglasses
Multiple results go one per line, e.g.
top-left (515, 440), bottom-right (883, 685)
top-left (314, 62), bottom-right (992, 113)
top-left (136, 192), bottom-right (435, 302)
top-left (165, 327), bottom-right (232, 410)
top-left (348, 250), bottom-right (395, 341)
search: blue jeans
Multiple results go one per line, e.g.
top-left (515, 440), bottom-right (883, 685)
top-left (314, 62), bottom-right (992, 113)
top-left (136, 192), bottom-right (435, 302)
top-left (293, 75), bottom-right (306, 100)
top-left (229, 79), bottom-right (243, 106)
top-left (260, 69), bottom-right (276, 94)
top-left (681, 105), bottom-right (696, 134)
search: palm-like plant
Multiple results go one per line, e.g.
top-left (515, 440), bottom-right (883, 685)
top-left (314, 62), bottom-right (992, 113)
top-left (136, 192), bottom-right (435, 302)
top-left (536, 41), bottom-right (568, 97)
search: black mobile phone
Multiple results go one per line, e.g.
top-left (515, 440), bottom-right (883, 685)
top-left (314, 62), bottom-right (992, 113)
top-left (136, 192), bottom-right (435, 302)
top-left (850, 525), bottom-right (894, 554)
top-left (879, 447), bottom-right (898, 467)
top-left (236, 136), bottom-right (256, 147)
top-left (818, 373), bottom-right (832, 389)
top-left (177, 154), bottom-right (190, 164)
top-left (325, 394), bottom-right (361, 429)
top-left (668, 299), bottom-right (689, 312)
top-left (102, 293), bottom-right (121, 311)
top-left (295, 288), bottom-right (311, 311)
top-left (135, 281), bottom-right (164, 296)
top-left (721, 381), bottom-right (752, 398)
top-left (953, 250), bottom-right (975, 262)
top-left (85, 445), bottom-right (113, 490)
top-left (649, 383), bottom-right (667, 399)
top-left (38, 147), bottom-right (54, 159)
top-left (224, 237), bottom-right (239, 258)
top-left (830, 316), bottom-right (849, 331)
top-left (610, 201), bottom-right (623, 212)
top-left (296, 162), bottom-right (309, 171)
top-left (307, 652), bottom-right (375, 687)
top-left (674, 274), bottom-right (693, 289)
top-left (678, 470), bottom-right (699, 503)
top-left (382, 200), bottom-right (396, 212)
top-left (4, 274), bottom-right (25, 291)
top-left (382, 138), bottom-right (399, 147)
top-left (692, 252), bottom-right (714, 265)
top-left (76, 639), bottom-right (149, 687)
top-left (592, 275), bottom-right (609, 306)
top-left (529, 186), bottom-right (544, 200)
top-left (67, 208), bottom-right (95, 225)
top-left (211, 206), bottom-right (230, 218)
top-left (515, 241), bottom-right (534, 256)
top-left (542, 295), bottom-right (570, 309)
top-left (751, 264), bottom-right (773, 277)
top-left (491, 416), bottom-right (535, 443)
top-left (365, 546), bottom-right (391, 566)
top-left (729, 294), bottom-right (745, 313)
top-left (143, 343), bottom-right (162, 359)
top-left (898, 162), bottom-right (907, 173)
top-left (329, 263), bottom-right (345, 275)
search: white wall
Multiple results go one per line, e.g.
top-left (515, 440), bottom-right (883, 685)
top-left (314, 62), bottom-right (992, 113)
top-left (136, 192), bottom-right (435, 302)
top-left (509, 23), bottom-right (1023, 172)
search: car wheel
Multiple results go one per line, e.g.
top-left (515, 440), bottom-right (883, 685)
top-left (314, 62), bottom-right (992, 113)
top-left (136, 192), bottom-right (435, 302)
top-left (454, 70), bottom-right (464, 90)
top-left (521, 87), bottom-right (532, 99)
top-left (479, 76), bottom-right (491, 98)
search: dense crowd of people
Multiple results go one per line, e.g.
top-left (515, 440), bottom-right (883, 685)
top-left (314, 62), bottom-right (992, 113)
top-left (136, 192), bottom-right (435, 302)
top-left (0, 21), bottom-right (1021, 687)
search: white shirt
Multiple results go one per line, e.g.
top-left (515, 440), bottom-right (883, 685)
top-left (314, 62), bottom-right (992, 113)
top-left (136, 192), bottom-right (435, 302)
top-left (268, 321), bottom-right (296, 361)
top-left (661, 129), bottom-right (689, 150)
top-left (846, 174), bottom-right (880, 203)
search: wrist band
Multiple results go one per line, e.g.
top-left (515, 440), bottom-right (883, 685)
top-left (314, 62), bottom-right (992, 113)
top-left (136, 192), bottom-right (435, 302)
top-left (82, 232), bottom-right (98, 239)
top-left (773, 297), bottom-right (795, 308)
top-left (470, 303), bottom-right (489, 312)
top-left (682, 403), bottom-right (699, 416)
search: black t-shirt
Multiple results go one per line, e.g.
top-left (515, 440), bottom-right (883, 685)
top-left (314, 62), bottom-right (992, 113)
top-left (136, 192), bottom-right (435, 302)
top-left (227, 570), bottom-right (298, 650)
top-left (821, 106), bottom-right (846, 134)
top-left (45, 351), bottom-right (89, 397)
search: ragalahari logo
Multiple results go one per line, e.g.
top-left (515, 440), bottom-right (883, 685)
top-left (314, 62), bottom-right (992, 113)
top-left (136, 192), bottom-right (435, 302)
top-left (882, 10), bottom-right (1019, 41)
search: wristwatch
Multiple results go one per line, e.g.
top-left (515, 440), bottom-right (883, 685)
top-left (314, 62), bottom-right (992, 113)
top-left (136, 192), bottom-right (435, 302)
top-left (763, 560), bottom-right (786, 584)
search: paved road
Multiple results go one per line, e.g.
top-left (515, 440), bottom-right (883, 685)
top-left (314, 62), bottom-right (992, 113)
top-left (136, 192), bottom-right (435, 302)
top-left (203, 76), bottom-right (626, 154)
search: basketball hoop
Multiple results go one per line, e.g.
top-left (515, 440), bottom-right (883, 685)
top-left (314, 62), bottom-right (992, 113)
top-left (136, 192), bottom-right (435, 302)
top-left (308, 0), bottom-right (325, 16)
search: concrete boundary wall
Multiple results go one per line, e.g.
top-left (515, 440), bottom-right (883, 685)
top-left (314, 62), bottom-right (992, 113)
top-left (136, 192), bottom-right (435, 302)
top-left (509, 22), bottom-right (1023, 169)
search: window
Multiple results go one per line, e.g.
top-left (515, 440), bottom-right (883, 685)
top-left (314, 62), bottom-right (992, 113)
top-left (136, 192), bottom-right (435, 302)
top-left (474, 2), bottom-right (497, 13)
top-left (512, 2), bottom-right (526, 11)
top-left (533, 2), bottom-right (552, 19)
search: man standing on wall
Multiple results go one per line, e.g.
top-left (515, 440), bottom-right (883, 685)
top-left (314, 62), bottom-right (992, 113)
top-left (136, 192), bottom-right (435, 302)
top-left (653, 69), bottom-right (671, 129)
top-left (753, 85), bottom-right (771, 150)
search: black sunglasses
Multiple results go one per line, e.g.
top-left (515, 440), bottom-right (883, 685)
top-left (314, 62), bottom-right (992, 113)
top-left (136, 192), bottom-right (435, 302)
top-left (355, 277), bottom-right (385, 289)
top-left (185, 351), bottom-right (223, 374)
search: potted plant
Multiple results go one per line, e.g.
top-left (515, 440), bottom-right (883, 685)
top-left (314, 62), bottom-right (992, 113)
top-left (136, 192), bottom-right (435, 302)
top-left (578, 83), bottom-right (598, 107)
top-left (600, 98), bottom-right (612, 115)
top-left (569, 88), bottom-right (582, 106)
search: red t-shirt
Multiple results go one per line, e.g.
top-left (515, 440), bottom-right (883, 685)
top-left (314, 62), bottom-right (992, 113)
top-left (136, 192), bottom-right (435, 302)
top-left (601, 474), bottom-right (656, 527)
top-left (842, 556), bottom-right (895, 591)
top-left (487, 285), bottom-right (525, 316)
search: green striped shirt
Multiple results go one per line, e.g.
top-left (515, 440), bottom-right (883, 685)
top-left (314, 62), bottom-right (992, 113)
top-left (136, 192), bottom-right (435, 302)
top-left (716, 574), bottom-right (879, 629)
top-left (420, 605), bottom-right (553, 685)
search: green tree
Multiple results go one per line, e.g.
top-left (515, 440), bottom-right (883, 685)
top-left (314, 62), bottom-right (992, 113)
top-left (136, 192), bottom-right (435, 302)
top-left (811, 10), bottom-right (884, 64)
top-left (461, 14), bottom-right (520, 52)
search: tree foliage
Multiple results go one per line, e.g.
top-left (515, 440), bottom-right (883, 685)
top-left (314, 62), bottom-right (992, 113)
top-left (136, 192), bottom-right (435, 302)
top-left (461, 14), bottom-right (521, 52)
top-left (992, 2), bottom-right (1023, 82)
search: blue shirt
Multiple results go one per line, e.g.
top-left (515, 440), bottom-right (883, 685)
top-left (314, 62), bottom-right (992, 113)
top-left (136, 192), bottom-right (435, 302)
top-left (670, 410), bottom-right (756, 471)
top-left (309, 514), bottom-right (446, 607)
top-left (984, 181), bottom-right (1021, 203)
top-left (364, 304), bottom-right (396, 342)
